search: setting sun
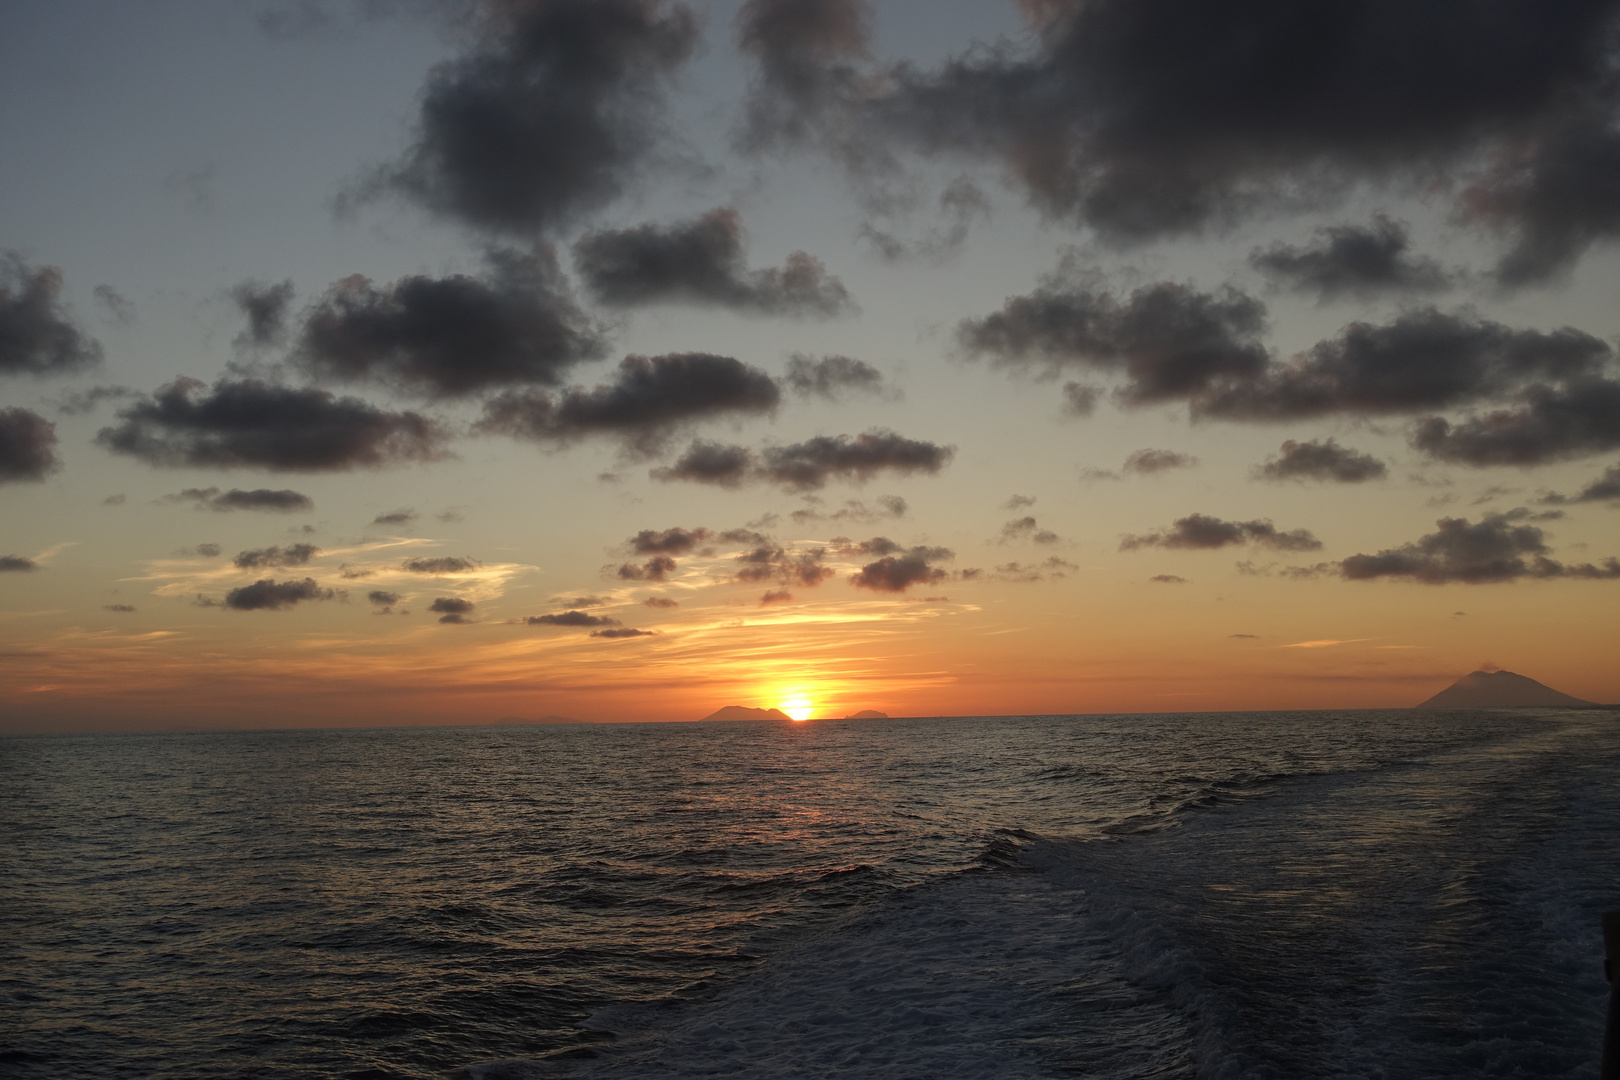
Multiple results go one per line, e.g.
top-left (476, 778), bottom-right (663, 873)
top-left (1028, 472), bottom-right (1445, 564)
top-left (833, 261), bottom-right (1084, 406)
top-left (778, 696), bottom-right (814, 721)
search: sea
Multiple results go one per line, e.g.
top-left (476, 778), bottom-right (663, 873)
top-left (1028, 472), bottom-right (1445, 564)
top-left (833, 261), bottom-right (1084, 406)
top-left (2, 708), bottom-right (1617, 1080)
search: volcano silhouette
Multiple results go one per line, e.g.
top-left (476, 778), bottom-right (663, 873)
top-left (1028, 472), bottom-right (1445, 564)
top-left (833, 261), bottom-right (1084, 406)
top-left (1417, 669), bottom-right (1596, 708)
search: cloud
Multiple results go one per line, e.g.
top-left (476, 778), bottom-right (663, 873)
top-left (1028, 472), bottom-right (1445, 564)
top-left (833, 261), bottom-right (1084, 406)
top-left (784, 495), bottom-right (907, 527)
top-left (0, 408), bottom-right (60, 483)
top-left (734, 544), bottom-right (835, 587)
top-left (93, 284), bottom-right (134, 324)
top-left (430, 596), bottom-right (475, 624)
top-left (643, 596), bottom-right (679, 608)
top-left (1149, 574), bottom-right (1188, 583)
top-left (554, 594), bottom-right (610, 607)
top-left (478, 352), bottom-right (780, 456)
top-left (0, 254), bottom-right (102, 376)
top-left (734, 0), bottom-right (870, 154)
top-left (574, 208), bottom-right (853, 316)
top-left (957, 274), bottom-right (1270, 405)
top-left (1341, 509), bottom-right (1620, 583)
top-left (1250, 216), bottom-right (1454, 301)
top-left (859, 177), bottom-right (992, 263)
top-left (234, 543), bottom-right (319, 569)
top-left (401, 556), bottom-right (479, 574)
top-left (991, 556), bottom-right (1078, 583)
top-left (1004, 494), bottom-right (1036, 511)
top-left (529, 609), bottom-right (621, 627)
top-left (104, 603), bottom-right (137, 612)
top-left (616, 555), bottom-right (677, 581)
top-left (230, 279), bottom-right (296, 348)
top-left (294, 248), bottom-right (609, 397)
top-left (169, 487), bottom-right (315, 513)
top-left (628, 527), bottom-right (710, 555)
top-left (761, 431), bottom-right (953, 490)
top-left (371, 508), bottom-right (418, 527)
top-left (1411, 378), bottom-right (1620, 466)
top-left (0, 555), bottom-right (38, 572)
top-left (224, 577), bottom-right (336, 611)
top-left (1198, 309), bottom-right (1609, 422)
top-left (849, 544), bottom-right (953, 592)
top-left (190, 543), bottom-right (223, 558)
top-left (592, 627), bottom-right (656, 638)
top-left (367, 590), bottom-right (402, 612)
top-left (784, 353), bottom-right (884, 398)
top-left (648, 440), bottom-right (755, 487)
top-left (1122, 513), bottom-right (1322, 552)
top-left (1256, 439), bottom-right (1387, 483)
top-left (97, 378), bottom-right (449, 472)
top-left (1062, 382), bottom-right (1101, 416)
top-left (998, 516), bottom-right (1060, 544)
top-left (1124, 448), bottom-right (1197, 475)
top-left (374, 0), bottom-right (698, 233)
top-left (1543, 460), bottom-right (1620, 504)
top-left (864, 0), bottom-right (1620, 257)
top-left (760, 588), bottom-right (793, 604)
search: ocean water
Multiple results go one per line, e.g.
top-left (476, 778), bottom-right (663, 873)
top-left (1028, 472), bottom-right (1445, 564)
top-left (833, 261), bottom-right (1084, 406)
top-left (2, 709), bottom-right (1616, 1079)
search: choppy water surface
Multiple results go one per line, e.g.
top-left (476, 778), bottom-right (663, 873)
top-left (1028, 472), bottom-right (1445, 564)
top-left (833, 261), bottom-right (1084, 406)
top-left (2, 709), bottom-right (1616, 1079)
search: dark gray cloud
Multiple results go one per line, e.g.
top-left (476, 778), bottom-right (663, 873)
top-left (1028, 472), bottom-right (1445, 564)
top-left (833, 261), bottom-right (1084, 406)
top-left (191, 543), bottom-right (223, 558)
top-left (430, 596), bottom-right (475, 623)
top-left (105, 603), bottom-right (137, 612)
top-left (372, 508), bottom-right (419, 526)
top-left (1250, 216), bottom-right (1454, 301)
top-left (998, 516), bottom-right (1060, 544)
top-left (1061, 382), bottom-right (1101, 416)
top-left (169, 486), bottom-right (315, 513)
top-left (592, 627), bottom-right (655, 638)
top-left (0, 254), bottom-right (102, 376)
top-left (56, 386), bottom-right (138, 416)
top-left (1467, 111), bottom-right (1620, 285)
top-left (868, 0), bottom-right (1620, 258)
top-left (529, 609), bottom-right (621, 627)
top-left (616, 555), bottom-right (677, 581)
top-left (1341, 509), bottom-right (1620, 584)
top-left (958, 275), bottom-right (1270, 405)
top-left (574, 208), bottom-right (853, 316)
top-left (0, 408), bottom-right (60, 483)
top-left (1124, 448), bottom-right (1196, 475)
top-left (479, 352), bottom-right (780, 456)
top-left (990, 556), bottom-right (1078, 583)
top-left (734, 544), bottom-right (834, 588)
top-left (760, 431), bottom-right (953, 491)
top-left (849, 543), bottom-right (953, 592)
top-left (1411, 378), bottom-right (1620, 466)
top-left (1201, 309), bottom-right (1611, 422)
top-left (367, 590), bottom-right (402, 612)
top-left (224, 577), bottom-right (336, 611)
top-left (1543, 460), bottom-right (1620, 504)
top-left (295, 248), bottom-right (608, 397)
top-left (734, 0), bottom-right (869, 156)
top-left (643, 596), bottom-right (679, 607)
top-left (1256, 439), bottom-right (1387, 483)
top-left (377, 0), bottom-right (698, 233)
top-left (401, 555), bottom-right (479, 574)
top-left (628, 526), bottom-right (710, 555)
top-left (97, 378), bottom-right (449, 472)
top-left (1004, 494), bottom-right (1036, 511)
top-left (93, 285), bottom-right (134, 324)
top-left (650, 440), bottom-right (756, 487)
top-left (859, 177), bottom-right (992, 263)
top-left (0, 555), bottom-right (38, 572)
top-left (231, 279), bottom-right (296, 348)
top-left (234, 543), bottom-right (319, 569)
top-left (1149, 574), bottom-right (1188, 583)
top-left (784, 353), bottom-right (884, 398)
top-left (1121, 513), bottom-right (1322, 552)
top-left (760, 588), bottom-right (793, 604)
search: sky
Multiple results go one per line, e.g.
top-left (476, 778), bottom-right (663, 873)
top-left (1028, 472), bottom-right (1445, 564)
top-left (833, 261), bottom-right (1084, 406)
top-left (3, 0), bottom-right (1620, 732)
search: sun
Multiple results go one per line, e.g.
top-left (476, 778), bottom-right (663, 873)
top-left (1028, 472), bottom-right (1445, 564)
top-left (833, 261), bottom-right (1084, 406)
top-left (778, 695), bottom-right (814, 721)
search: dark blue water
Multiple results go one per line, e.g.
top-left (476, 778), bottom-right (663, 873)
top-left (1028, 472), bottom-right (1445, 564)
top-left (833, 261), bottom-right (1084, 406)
top-left (2, 710), bottom-right (1615, 1079)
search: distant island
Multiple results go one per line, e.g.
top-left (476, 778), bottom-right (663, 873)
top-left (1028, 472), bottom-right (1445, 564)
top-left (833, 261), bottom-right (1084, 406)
top-left (699, 705), bottom-right (792, 722)
top-left (845, 709), bottom-right (889, 719)
top-left (492, 715), bottom-right (585, 725)
top-left (1417, 669), bottom-right (1597, 709)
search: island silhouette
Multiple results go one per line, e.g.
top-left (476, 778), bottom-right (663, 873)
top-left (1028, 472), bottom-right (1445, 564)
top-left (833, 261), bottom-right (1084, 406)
top-left (1417, 669), bottom-right (1597, 708)
top-left (699, 706), bottom-right (792, 722)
